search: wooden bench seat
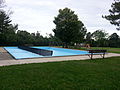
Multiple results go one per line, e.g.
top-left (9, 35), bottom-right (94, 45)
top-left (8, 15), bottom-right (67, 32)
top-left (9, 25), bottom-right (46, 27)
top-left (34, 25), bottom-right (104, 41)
top-left (88, 49), bottom-right (107, 59)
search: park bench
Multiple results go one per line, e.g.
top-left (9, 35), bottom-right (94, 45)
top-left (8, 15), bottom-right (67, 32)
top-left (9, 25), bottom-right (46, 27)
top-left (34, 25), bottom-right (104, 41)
top-left (88, 49), bottom-right (107, 59)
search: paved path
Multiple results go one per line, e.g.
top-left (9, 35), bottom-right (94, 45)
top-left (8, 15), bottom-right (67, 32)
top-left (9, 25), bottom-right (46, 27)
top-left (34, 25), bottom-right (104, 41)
top-left (0, 52), bottom-right (120, 66)
top-left (0, 47), bottom-right (7, 52)
top-left (0, 48), bottom-right (13, 60)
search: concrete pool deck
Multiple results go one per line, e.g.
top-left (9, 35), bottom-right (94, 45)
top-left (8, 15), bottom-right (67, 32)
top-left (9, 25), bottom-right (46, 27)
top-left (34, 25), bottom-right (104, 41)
top-left (0, 47), bottom-right (120, 66)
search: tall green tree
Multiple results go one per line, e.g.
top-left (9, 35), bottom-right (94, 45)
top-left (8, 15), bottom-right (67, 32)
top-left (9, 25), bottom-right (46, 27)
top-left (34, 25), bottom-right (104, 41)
top-left (17, 30), bottom-right (32, 45)
top-left (85, 32), bottom-right (92, 43)
top-left (92, 30), bottom-right (108, 41)
top-left (0, 10), bottom-right (11, 33)
top-left (103, 0), bottom-right (120, 30)
top-left (0, 10), bottom-right (18, 45)
top-left (85, 32), bottom-right (95, 46)
top-left (48, 34), bottom-right (62, 46)
top-left (92, 30), bottom-right (108, 47)
top-left (53, 8), bottom-right (87, 47)
top-left (109, 33), bottom-right (120, 47)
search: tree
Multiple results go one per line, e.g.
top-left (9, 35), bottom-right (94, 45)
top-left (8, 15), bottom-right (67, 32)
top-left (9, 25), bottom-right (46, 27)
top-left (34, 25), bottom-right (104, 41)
top-left (92, 30), bottom-right (108, 47)
top-left (34, 31), bottom-right (44, 45)
top-left (0, 0), bottom-right (19, 46)
top-left (53, 8), bottom-right (87, 47)
top-left (48, 34), bottom-right (62, 46)
top-left (0, 10), bottom-right (11, 33)
top-left (108, 33), bottom-right (120, 47)
top-left (85, 32), bottom-right (92, 43)
top-left (103, 0), bottom-right (120, 30)
top-left (17, 30), bottom-right (32, 45)
top-left (0, 10), bottom-right (18, 45)
top-left (92, 30), bottom-right (108, 41)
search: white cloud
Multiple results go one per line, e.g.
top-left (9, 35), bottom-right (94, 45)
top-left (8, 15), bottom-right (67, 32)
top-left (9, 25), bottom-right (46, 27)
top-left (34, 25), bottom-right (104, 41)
top-left (5, 0), bottom-right (120, 36)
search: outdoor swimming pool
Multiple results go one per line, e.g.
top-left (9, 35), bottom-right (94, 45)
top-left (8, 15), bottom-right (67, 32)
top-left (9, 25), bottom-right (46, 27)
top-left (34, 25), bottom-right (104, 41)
top-left (4, 47), bottom-right (89, 59)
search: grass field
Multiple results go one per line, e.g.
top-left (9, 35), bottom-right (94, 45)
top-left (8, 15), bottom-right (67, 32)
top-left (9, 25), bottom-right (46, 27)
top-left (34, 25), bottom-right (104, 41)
top-left (0, 56), bottom-right (120, 90)
top-left (70, 47), bottom-right (120, 54)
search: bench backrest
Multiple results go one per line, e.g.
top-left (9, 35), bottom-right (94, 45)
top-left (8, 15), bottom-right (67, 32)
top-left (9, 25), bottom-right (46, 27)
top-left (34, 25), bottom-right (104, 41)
top-left (88, 50), bottom-right (107, 53)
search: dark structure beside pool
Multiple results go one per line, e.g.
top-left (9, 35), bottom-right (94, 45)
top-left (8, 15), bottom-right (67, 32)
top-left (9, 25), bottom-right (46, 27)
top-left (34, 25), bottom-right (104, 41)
top-left (18, 46), bottom-right (53, 56)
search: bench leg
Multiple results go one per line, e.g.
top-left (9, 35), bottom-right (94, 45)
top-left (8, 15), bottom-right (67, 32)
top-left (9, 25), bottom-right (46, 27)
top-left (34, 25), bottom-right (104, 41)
top-left (103, 53), bottom-right (105, 58)
top-left (100, 53), bottom-right (105, 59)
top-left (91, 53), bottom-right (93, 60)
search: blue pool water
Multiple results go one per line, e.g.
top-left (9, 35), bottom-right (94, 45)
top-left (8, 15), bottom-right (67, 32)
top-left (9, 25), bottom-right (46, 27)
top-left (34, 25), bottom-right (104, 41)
top-left (4, 47), bottom-right (89, 59)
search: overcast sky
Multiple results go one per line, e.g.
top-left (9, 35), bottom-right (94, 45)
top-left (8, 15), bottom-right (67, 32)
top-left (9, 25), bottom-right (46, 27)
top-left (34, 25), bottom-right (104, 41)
top-left (5, 0), bottom-right (120, 36)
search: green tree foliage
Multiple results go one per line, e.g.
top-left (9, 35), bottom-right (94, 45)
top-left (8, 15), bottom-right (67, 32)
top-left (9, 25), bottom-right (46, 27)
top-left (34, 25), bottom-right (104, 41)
top-left (0, 10), bottom-right (11, 33)
top-left (92, 30), bottom-right (108, 41)
top-left (34, 31), bottom-right (44, 45)
top-left (17, 30), bottom-right (31, 45)
top-left (103, 0), bottom-right (120, 30)
top-left (0, 10), bottom-right (18, 45)
top-left (53, 8), bottom-right (87, 47)
top-left (0, 0), bottom-right (64, 46)
top-left (16, 30), bottom-right (62, 46)
top-left (1, 3), bottom-right (120, 48)
top-left (85, 32), bottom-right (95, 46)
top-left (48, 34), bottom-right (62, 46)
top-left (92, 30), bottom-right (108, 47)
top-left (108, 33), bottom-right (120, 47)
top-left (86, 32), bottom-right (92, 43)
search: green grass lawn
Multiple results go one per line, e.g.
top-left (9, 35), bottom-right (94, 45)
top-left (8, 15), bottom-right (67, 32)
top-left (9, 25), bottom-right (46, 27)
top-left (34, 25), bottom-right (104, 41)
top-left (70, 47), bottom-right (120, 54)
top-left (0, 57), bottom-right (120, 90)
